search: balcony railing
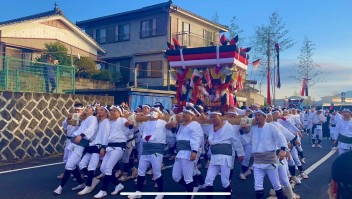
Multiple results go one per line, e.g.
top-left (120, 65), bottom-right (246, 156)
top-left (171, 32), bottom-right (220, 48)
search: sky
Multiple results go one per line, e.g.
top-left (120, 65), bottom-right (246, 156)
top-left (1, 0), bottom-right (352, 101)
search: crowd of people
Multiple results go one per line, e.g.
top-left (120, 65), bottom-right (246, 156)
top-left (51, 101), bottom-right (352, 199)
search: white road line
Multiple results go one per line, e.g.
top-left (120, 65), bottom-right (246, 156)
top-left (0, 162), bottom-right (64, 174)
top-left (121, 192), bottom-right (230, 196)
top-left (304, 149), bottom-right (337, 175)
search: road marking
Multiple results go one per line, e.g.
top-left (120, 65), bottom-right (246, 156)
top-left (121, 192), bottom-right (230, 196)
top-left (304, 149), bottom-right (336, 175)
top-left (0, 162), bottom-right (64, 175)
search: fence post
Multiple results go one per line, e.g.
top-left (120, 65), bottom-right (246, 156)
top-left (4, 56), bottom-right (9, 90)
top-left (16, 69), bottom-right (19, 91)
top-left (72, 67), bottom-right (75, 94)
top-left (55, 65), bottom-right (59, 94)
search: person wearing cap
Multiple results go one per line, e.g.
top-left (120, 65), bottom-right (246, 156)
top-left (334, 108), bottom-right (352, 155)
top-left (128, 106), bottom-right (167, 199)
top-left (250, 110), bottom-right (287, 199)
top-left (202, 110), bottom-right (244, 199)
top-left (77, 105), bottom-right (110, 195)
top-left (44, 54), bottom-right (57, 93)
top-left (327, 150), bottom-right (352, 199)
top-left (54, 105), bottom-right (98, 195)
top-left (309, 107), bottom-right (327, 148)
top-left (171, 105), bottom-right (204, 199)
top-left (93, 105), bottom-right (134, 198)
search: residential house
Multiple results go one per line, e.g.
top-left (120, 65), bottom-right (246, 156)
top-left (0, 5), bottom-right (105, 70)
top-left (76, 1), bottom-right (228, 88)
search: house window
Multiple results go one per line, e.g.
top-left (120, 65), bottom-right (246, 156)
top-left (203, 29), bottom-right (213, 46)
top-left (136, 60), bottom-right (162, 78)
top-left (181, 22), bottom-right (191, 46)
top-left (96, 28), bottom-right (107, 44)
top-left (141, 19), bottom-right (156, 38)
top-left (116, 24), bottom-right (130, 42)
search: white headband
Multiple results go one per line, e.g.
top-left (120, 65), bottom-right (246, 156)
top-left (142, 104), bottom-right (151, 109)
top-left (183, 107), bottom-right (195, 116)
top-left (74, 106), bottom-right (84, 110)
top-left (227, 111), bottom-right (238, 115)
top-left (101, 106), bottom-right (111, 115)
top-left (110, 105), bottom-right (124, 116)
top-left (208, 111), bottom-right (222, 115)
top-left (151, 107), bottom-right (163, 114)
top-left (254, 110), bottom-right (267, 117)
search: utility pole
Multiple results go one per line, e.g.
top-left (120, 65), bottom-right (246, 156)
top-left (266, 32), bottom-right (272, 106)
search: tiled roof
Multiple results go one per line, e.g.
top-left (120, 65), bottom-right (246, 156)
top-left (0, 7), bottom-right (63, 26)
top-left (76, 1), bottom-right (228, 30)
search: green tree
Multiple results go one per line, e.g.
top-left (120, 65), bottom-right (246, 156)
top-left (289, 36), bottom-right (324, 87)
top-left (251, 11), bottom-right (295, 77)
top-left (36, 42), bottom-right (71, 65)
top-left (74, 56), bottom-right (98, 79)
top-left (228, 16), bottom-right (245, 46)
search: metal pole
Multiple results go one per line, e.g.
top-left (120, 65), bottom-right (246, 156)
top-left (55, 65), bottom-right (59, 93)
top-left (16, 69), bottom-right (19, 91)
top-left (5, 56), bottom-right (9, 90)
top-left (72, 67), bottom-right (76, 94)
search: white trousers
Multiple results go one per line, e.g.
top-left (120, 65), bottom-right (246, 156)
top-left (172, 158), bottom-right (195, 184)
top-left (63, 139), bottom-right (72, 163)
top-left (290, 147), bottom-right (302, 167)
top-left (242, 144), bottom-right (253, 167)
top-left (277, 159), bottom-right (290, 187)
top-left (254, 166), bottom-right (281, 191)
top-left (205, 164), bottom-right (231, 188)
top-left (65, 143), bottom-right (85, 170)
top-left (122, 141), bottom-right (135, 163)
top-left (100, 148), bottom-right (124, 175)
top-left (79, 153), bottom-right (100, 171)
top-left (313, 127), bottom-right (323, 140)
top-left (138, 154), bottom-right (163, 179)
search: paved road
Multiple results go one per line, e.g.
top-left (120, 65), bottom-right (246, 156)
top-left (0, 135), bottom-right (337, 199)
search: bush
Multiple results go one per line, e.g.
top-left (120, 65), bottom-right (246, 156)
top-left (91, 70), bottom-right (112, 81)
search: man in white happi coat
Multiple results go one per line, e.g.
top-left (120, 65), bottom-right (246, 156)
top-left (171, 105), bottom-right (204, 199)
top-left (250, 110), bottom-right (287, 199)
top-left (267, 113), bottom-right (299, 199)
top-left (309, 107), bottom-right (326, 148)
top-left (57, 103), bottom-right (83, 180)
top-left (128, 107), bottom-right (167, 199)
top-left (330, 110), bottom-right (342, 149)
top-left (94, 105), bottom-right (134, 198)
top-left (54, 105), bottom-right (98, 195)
top-left (334, 108), bottom-right (352, 155)
top-left (77, 106), bottom-right (110, 195)
top-left (202, 110), bottom-right (244, 199)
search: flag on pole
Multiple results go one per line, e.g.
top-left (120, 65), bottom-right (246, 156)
top-left (252, 59), bottom-right (260, 70)
top-left (229, 35), bottom-right (239, 45)
top-left (275, 42), bottom-right (281, 88)
top-left (301, 79), bottom-right (309, 96)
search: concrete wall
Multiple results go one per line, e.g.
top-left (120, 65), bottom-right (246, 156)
top-left (0, 91), bottom-right (114, 162)
top-left (75, 78), bottom-right (115, 90)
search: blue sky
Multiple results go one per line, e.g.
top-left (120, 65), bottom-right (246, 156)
top-left (1, 0), bottom-right (352, 101)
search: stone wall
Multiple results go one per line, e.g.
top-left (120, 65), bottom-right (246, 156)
top-left (0, 91), bottom-right (114, 162)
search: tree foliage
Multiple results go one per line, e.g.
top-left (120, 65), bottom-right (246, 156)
top-left (288, 36), bottom-right (324, 87)
top-left (228, 16), bottom-right (245, 46)
top-left (211, 12), bottom-right (219, 23)
top-left (74, 56), bottom-right (98, 79)
top-left (36, 42), bottom-right (71, 65)
top-left (250, 11), bottom-right (295, 77)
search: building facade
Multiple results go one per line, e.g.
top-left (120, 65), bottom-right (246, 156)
top-left (0, 6), bottom-right (105, 69)
top-left (76, 1), bottom-right (228, 87)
